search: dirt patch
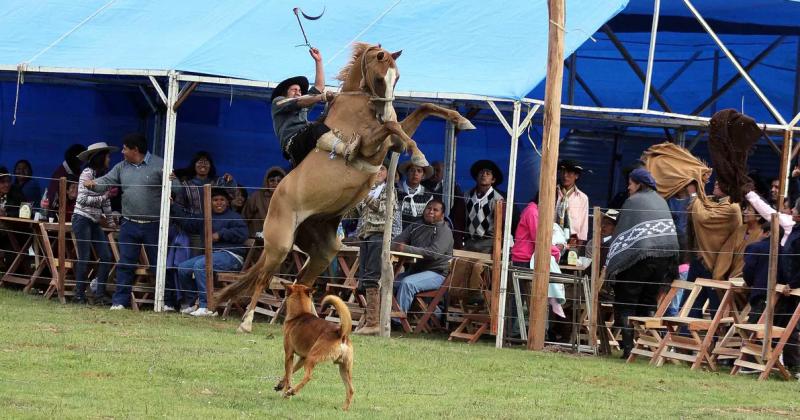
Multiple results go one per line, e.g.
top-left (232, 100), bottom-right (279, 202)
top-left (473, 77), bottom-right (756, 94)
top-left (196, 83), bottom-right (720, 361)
top-left (704, 407), bottom-right (800, 417)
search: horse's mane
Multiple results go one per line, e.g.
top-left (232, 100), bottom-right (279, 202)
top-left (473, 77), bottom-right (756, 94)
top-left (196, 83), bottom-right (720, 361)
top-left (335, 42), bottom-right (373, 82)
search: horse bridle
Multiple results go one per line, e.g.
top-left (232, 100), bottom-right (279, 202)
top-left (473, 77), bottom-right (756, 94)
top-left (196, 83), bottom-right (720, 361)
top-left (358, 46), bottom-right (395, 103)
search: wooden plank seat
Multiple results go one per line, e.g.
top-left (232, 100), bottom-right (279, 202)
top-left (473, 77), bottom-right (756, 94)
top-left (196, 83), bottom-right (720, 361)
top-left (651, 278), bottom-right (748, 370)
top-left (730, 287), bottom-right (800, 380)
top-left (626, 279), bottom-right (700, 363)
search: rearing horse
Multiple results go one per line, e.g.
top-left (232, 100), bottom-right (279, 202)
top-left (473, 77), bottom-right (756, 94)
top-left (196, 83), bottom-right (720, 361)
top-left (217, 43), bottom-right (475, 333)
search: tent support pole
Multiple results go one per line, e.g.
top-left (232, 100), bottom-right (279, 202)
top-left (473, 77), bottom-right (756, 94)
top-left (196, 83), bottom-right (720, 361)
top-left (154, 72), bottom-right (178, 312)
top-left (601, 25), bottom-right (672, 113)
top-left (563, 61), bottom-right (603, 107)
top-left (567, 54), bottom-right (576, 105)
top-left (684, 0), bottom-right (786, 125)
top-left (529, 0), bottom-right (565, 351)
top-left (443, 120), bottom-right (456, 214)
top-left (149, 76), bottom-right (168, 105)
top-left (174, 82), bottom-right (199, 111)
top-left (794, 37), bottom-right (800, 118)
top-left (659, 50), bottom-right (701, 94)
top-left (642, 0), bottom-right (661, 110)
top-left (488, 102), bottom-right (537, 347)
top-left (494, 101), bottom-right (522, 349)
top-left (691, 36), bottom-right (785, 117)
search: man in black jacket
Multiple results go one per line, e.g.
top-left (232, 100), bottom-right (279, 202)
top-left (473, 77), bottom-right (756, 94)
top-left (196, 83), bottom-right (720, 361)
top-left (392, 199), bottom-right (454, 314)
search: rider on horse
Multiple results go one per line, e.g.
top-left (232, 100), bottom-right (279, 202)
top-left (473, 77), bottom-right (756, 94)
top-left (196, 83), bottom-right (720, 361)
top-left (271, 48), bottom-right (358, 167)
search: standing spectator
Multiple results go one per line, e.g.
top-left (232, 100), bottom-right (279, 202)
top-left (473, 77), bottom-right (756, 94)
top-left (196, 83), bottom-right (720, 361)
top-left (72, 142), bottom-right (118, 305)
top-left (13, 160), bottom-right (41, 206)
top-left (46, 144), bottom-right (86, 207)
top-left (397, 161), bottom-right (433, 230)
top-left (352, 163), bottom-right (402, 335)
top-left (392, 199), bottom-right (454, 316)
top-left (242, 166), bottom-right (285, 237)
top-left (174, 188), bottom-right (248, 316)
top-left (555, 159), bottom-right (589, 247)
top-left (606, 168), bottom-right (678, 358)
top-left (84, 133), bottom-right (167, 311)
top-left (173, 151), bottom-right (237, 255)
top-left (464, 160), bottom-right (504, 253)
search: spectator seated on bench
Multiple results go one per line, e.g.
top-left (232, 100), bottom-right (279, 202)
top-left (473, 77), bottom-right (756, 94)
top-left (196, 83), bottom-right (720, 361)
top-left (173, 187), bottom-right (248, 317)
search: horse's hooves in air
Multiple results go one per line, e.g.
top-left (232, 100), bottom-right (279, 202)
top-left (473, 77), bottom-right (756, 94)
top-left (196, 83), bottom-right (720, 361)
top-left (458, 118), bottom-right (476, 130)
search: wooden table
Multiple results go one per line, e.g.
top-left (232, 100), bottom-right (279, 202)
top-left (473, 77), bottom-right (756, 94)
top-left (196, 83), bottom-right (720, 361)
top-left (0, 217), bottom-right (56, 294)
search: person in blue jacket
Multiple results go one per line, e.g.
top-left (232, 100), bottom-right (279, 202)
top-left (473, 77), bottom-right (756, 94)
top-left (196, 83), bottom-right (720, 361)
top-left (174, 187), bottom-right (248, 317)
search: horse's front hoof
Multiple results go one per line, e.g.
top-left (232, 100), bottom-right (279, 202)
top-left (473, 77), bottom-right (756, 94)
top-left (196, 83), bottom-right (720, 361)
top-left (458, 118), bottom-right (476, 130)
top-left (237, 322), bottom-right (252, 334)
top-left (410, 154), bottom-right (429, 168)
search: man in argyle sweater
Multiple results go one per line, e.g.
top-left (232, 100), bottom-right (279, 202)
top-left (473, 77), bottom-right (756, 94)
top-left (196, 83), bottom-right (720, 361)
top-left (463, 160), bottom-right (504, 253)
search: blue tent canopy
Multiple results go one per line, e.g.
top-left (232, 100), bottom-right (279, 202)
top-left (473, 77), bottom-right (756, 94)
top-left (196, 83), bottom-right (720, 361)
top-left (0, 0), bottom-right (628, 99)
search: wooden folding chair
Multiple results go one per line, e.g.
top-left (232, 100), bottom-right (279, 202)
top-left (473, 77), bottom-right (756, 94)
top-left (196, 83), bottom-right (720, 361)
top-left (652, 278), bottom-right (748, 370)
top-left (626, 279), bottom-right (701, 363)
top-left (130, 247), bottom-right (155, 311)
top-left (411, 259), bottom-right (463, 334)
top-left (448, 260), bottom-right (493, 344)
top-left (731, 287), bottom-right (800, 380)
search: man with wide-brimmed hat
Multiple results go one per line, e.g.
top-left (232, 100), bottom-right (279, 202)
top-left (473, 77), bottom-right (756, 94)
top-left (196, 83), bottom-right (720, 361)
top-left (397, 160), bottom-right (434, 230)
top-left (270, 48), bottom-right (357, 168)
top-left (555, 159), bottom-right (589, 246)
top-left (464, 159), bottom-right (504, 253)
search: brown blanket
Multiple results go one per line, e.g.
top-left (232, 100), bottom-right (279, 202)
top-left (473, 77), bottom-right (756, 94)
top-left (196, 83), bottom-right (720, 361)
top-left (643, 143), bottom-right (712, 200)
top-left (708, 109), bottom-right (760, 203)
top-left (689, 197), bottom-right (745, 279)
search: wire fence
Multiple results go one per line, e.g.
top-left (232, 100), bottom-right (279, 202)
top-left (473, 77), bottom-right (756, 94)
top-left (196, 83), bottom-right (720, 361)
top-left (1, 172), bottom-right (799, 359)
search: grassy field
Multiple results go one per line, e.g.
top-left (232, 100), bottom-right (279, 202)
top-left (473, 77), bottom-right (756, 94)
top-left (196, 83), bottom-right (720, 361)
top-left (1, 289), bottom-right (799, 419)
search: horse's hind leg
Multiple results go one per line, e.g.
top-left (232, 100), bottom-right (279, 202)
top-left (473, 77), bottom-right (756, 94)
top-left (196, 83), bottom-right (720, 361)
top-left (239, 203), bottom-right (299, 333)
top-left (293, 217), bottom-right (341, 288)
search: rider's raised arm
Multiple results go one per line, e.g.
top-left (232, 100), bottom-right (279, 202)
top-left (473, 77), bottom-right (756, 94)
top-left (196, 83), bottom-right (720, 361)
top-left (310, 48), bottom-right (325, 92)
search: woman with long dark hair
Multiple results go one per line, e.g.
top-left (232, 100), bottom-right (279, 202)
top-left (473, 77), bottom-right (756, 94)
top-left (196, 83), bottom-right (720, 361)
top-left (173, 151), bottom-right (237, 257)
top-left (72, 142), bottom-right (118, 304)
top-left (13, 159), bottom-right (41, 205)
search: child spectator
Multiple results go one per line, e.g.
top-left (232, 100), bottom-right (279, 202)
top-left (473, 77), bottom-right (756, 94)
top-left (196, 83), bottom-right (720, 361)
top-left (174, 188), bottom-right (248, 316)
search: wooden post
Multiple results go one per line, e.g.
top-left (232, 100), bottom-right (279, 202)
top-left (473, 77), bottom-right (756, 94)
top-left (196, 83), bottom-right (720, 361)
top-left (57, 177), bottom-right (67, 304)
top-left (528, 0), bottom-right (566, 351)
top-left (203, 185), bottom-right (214, 311)
top-left (589, 207), bottom-right (602, 353)
top-left (764, 213), bottom-right (780, 359)
top-left (490, 200), bottom-right (505, 335)
top-left (379, 152), bottom-right (400, 337)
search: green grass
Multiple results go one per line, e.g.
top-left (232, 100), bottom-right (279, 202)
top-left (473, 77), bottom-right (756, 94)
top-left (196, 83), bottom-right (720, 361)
top-left (1, 289), bottom-right (799, 419)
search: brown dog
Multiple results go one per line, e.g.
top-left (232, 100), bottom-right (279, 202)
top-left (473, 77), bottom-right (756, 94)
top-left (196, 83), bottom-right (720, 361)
top-left (275, 284), bottom-right (354, 410)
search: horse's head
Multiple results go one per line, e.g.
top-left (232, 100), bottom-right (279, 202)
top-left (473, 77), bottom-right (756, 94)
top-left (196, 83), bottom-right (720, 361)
top-left (338, 43), bottom-right (402, 123)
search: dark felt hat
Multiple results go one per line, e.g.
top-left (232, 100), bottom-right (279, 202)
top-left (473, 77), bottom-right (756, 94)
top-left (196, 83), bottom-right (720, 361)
top-left (470, 160), bottom-right (503, 186)
top-left (270, 76), bottom-right (309, 102)
top-left (558, 159), bottom-right (585, 174)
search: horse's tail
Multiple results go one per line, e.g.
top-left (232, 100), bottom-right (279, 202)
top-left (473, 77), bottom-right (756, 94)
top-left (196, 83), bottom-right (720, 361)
top-left (215, 250), bottom-right (269, 305)
top-left (322, 295), bottom-right (351, 339)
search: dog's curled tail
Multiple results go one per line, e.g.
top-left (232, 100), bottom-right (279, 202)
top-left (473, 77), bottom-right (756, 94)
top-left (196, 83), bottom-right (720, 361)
top-left (322, 295), bottom-right (351, 338)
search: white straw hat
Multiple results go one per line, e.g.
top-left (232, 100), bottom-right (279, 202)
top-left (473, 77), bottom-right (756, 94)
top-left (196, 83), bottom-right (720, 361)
top-left (78, 142), bottom-right (119, 162)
